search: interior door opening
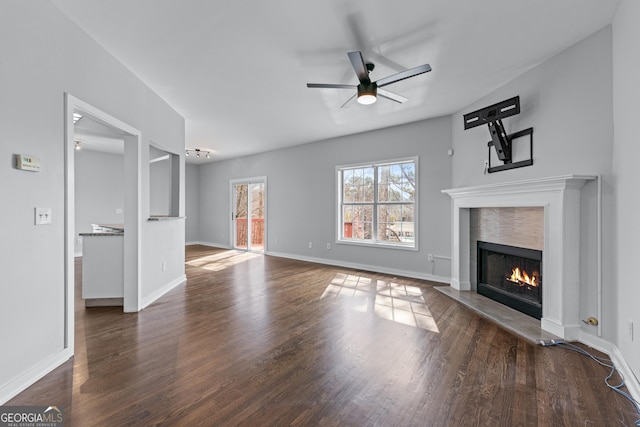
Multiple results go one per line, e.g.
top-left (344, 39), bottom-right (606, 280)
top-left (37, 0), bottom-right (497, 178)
top-left (232, 178), bottom-right (266, 253)
top-left (65, 94), bottom-right (142, 356)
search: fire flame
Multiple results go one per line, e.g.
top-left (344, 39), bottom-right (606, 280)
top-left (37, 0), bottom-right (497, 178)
top-left (507, 267), bottom-right (537, 287)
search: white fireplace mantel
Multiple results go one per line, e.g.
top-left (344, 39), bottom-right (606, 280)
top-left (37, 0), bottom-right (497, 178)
top-left (442, 175), bottom-right (596, 339)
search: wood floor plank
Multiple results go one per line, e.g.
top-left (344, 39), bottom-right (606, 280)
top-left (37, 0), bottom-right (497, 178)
top-left (7, 245), bottom-right (640, 426)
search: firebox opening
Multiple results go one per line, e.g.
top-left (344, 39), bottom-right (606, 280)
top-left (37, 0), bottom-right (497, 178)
top-left (477, 241), bottom-right (542, 319)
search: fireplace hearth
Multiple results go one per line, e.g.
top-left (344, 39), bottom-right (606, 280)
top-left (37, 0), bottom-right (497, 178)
top-left (477, 241), bottom-right (542, 319)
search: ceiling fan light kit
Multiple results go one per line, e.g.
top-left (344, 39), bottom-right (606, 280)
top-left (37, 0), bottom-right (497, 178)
top-left (357, 83), bottom-right (377, 105)
top-left (307, 51), bottom-right (431, 107)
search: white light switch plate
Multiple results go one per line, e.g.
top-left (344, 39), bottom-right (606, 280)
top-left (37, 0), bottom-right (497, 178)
top-left (35, 207), bottom-right (52, 225)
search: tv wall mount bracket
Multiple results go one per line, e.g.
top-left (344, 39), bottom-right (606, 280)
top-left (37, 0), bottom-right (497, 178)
top-left (463, 96), bottom-right (533, 173)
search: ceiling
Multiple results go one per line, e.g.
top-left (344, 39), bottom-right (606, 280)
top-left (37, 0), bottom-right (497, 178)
top-left (74, 113), bottom-right (125, 155)
top-left (53, 0), bottom-right (620, 164)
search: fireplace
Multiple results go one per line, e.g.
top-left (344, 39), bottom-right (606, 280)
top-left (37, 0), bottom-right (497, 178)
top-left (443, 175), bottom-right (596, 339)
top-left (477, 241), bottom-right (542, 319)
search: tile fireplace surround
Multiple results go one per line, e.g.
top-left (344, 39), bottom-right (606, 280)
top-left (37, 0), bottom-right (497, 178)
top-left (442, 175), bottom-right (596, 340)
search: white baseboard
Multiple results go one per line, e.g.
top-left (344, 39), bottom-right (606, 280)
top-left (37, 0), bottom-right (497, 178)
top-left (578, 331), bottom-right (640, 405)
top-left (0, 348), bottom-right (72, 404)
top-left (185, 243), bottom-right (450, 283)
top-left (610, 345), bottom-right (640, 404)
top-left (265, 250), bottom-right (450, 284)
top-left (188, 241), bottom-right (231, 250)
top-left (140, 274), bottom-right (186, 310)
top-left (540, 319), bottom-right (581, 341)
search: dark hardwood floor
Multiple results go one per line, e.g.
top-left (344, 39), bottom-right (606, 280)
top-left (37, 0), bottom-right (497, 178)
top-left (8, 245), bottom-right (639, 426)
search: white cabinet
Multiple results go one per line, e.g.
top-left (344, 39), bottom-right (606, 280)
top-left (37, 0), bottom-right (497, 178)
top-left (81, 233), bottom-right (124, 306)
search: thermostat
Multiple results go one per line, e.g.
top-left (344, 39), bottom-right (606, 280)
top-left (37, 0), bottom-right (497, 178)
top-left (15, 154), bottom-right (41, 172)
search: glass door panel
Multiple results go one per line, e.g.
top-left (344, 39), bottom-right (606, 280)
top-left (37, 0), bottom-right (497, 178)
top-left (233, 183), bottom-right (248, 250)
top-left (232, 180), bottom-right (265, 253)
top-left (250, 183), bottom-right (265, 252)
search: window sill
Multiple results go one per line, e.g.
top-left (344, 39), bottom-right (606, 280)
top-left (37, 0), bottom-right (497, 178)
top-left (337, 239), bottom-right (418, 251)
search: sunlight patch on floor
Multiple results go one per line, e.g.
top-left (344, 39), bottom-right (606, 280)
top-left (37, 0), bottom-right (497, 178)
top-left (186, 250), bottom-right (261, 271)
top-left (321, 273), bottom-right (439, 333)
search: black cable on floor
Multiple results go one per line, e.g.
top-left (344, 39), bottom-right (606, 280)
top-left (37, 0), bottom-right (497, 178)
top-left (542, 340), bottom-right (640, 426)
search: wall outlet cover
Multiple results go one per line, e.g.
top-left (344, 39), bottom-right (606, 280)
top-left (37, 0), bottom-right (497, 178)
top-left (35, 207), bottom-right (52, 225)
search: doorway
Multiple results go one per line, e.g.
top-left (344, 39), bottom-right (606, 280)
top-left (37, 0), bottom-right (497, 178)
top-left (64, 94), bottom-right (142, 353)
top-left (231, 177), bottom-right (266, 253)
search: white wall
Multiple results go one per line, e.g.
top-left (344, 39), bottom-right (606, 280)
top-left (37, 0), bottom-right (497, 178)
top-left (75, 150), bottom-right (125, 255)
top-left (451, 26), bottom-right (614, 188)
top-left (185, 164), bottom-right (200, 244)
top-left (450, 27), bottom-right (616, 342)
top-left (612, 0), bottom-right (640, 381)
top-left (198, 117), bottom-right (453, 280)
top-left (0, 0), bottom-right (185, 402)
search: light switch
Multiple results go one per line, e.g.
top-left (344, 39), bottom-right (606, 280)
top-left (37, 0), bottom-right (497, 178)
top-left (35, 207), bottom-right (52, 225)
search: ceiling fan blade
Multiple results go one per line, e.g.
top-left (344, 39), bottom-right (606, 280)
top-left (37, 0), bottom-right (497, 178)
top-left (340, 94), bottom-right (357, 108)
top-left (377, 88), bottom-right (408, 104)
top-left (307, 83), bottom-right (356, 89)
top-left (375, 63), bottom-right (432, 88)
top-left (347, 51), bottom-right (370, 84)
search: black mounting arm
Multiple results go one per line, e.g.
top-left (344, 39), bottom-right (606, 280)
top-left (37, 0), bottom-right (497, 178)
top-left (463, 96), bottom-right (521, 165)
top-left (488, 119), bottom-right (511, 163)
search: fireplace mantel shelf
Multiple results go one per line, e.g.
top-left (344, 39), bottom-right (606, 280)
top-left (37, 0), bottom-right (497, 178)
top-left (442, 174), bottom-right (597, 199)
top-left (442, 174), bottom-right (597, 340)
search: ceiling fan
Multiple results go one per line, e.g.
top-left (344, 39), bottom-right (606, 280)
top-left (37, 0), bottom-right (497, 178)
top-left (307, 51), bottom-right (431, 107)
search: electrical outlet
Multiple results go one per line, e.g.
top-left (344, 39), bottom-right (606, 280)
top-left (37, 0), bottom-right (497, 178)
top-left (629, 320), bottom-right (634, 341)
top-left (427, 253), bottom-right (434, 262)
top-left (327, 243), bottom-right (331, 250)
top-left (75, 237), bottom-right (82, 245)
top-left (308, 242), bottom-right (312, 249)
top-left (162, 261), bottom-right (166, 272)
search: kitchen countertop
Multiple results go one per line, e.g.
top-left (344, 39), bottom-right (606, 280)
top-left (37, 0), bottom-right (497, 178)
top-left (79, 223), bottom-right (124, 236)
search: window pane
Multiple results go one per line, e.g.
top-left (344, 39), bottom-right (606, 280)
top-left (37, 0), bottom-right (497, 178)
top-left (343, 170), bottom-right (355, 203)
top-left (343, 167), bottom-right (374, 203)
top-left (401, 162), bottom-right (415, 201)
top-left (378, 165), bottom-right (389, 202)
top-left (343, 204), bottom-right (373, 240)
top-left (377, 204), bottom-right (415, 243)
top-left (361, 167), bottom-right (374, 202)
top-left (378, 162), bottom-right (415, 203)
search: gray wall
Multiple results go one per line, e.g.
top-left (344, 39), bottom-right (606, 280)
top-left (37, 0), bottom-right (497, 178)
top-left (450, 27), bottom-right (616, 344)
top-left (612, 0), bottom-right (640, 381)
top-left (185, 163), bottom-right (200, 243)
top-left (0, 0), bottom-right (185, 402)
top-left (75, 150), bottom-right (125, 255)
top-left (198, 116), bottom-right (453, 280)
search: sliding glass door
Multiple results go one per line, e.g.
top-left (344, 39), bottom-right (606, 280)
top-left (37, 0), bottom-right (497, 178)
top-left (232, 178), bottom-right (266, 252)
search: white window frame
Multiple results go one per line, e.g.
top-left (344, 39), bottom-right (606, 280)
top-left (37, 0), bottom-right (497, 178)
top-left (336, 156), bottom-right (418, 251)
